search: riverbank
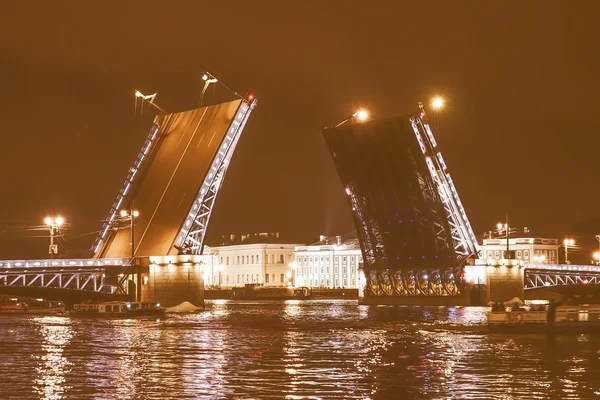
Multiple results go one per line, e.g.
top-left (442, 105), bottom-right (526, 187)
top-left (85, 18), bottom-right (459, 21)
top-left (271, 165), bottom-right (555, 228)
top-left (204, 288), bottom-right (358, 300)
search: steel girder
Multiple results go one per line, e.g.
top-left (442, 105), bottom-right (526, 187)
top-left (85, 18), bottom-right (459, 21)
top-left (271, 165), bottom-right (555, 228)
top-left (525, 269), bottom-right (600, 289)
top-left (93, 123), bottom-right (162, 254)
top-left (0, 268), bottom-right (113, 293)
top-left (409, 115), bottom-right (479, 258)
top-left (174, 100), bottom-right (256, 255)
top-left (365, 266), bottom-right (460, 297)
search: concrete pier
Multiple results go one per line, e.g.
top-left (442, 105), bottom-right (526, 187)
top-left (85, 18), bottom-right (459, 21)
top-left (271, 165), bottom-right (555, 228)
top-left (142, 255), bottom-right (205, 308)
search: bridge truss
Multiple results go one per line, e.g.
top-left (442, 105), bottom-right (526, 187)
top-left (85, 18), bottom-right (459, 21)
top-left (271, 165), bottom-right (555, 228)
top-left (322, 107), bottom-right (479, 298)
top-left (525, 264), bottom-right (600, 289)
top-left (0, 258), bottom-right (130, 294)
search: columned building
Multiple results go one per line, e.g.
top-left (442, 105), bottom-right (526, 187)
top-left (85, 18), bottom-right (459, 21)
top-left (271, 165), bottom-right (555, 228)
top-left (294, 236), bottom-right (363, 289)
top-left (203, 238), bottom-right (300, 288)
top-left (479, 237), bottom-right (560, 264)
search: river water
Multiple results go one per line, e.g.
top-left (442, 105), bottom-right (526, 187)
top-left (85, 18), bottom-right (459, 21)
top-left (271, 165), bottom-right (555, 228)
top-left (1, 300), bottom-right (599, 399)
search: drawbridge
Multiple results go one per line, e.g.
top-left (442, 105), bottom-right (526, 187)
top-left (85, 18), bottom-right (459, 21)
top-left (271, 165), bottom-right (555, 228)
top-left (322, 106), bottom-right (479, 299)
top-left (93, 97), bottom-right (256, 258)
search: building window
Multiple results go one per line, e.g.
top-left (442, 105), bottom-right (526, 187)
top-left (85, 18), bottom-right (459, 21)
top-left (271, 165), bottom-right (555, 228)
top-left (226, 257), bottom-right (229, 265)
top-left (256, 254), bottom-right (260, 263)
top-left (494, 251), bottom-right (499, 258)
top-left (251, 255), bottom-right (254, 264)
top-left (247, 256), bottom-right (250, 264)
top-left (237, 275), bottom-right (240, 283)
top-left (524, 250), bottom-right (529, 259)
top-left (279, 255), bottom-right (284, 263)
top-left (280, 273), bottom-right (284, 283)
top-left (487, 251), bottom-right (493, 258)
top-left (517, 251), bottom-right (522, 259)
top-left (242, 256), bottom-right (244, 265)
top-left (265, 274), bottom-right (269, 283)
top-left (220, 257), bottom-right (223, 264)
top-left (237, 256), bottom-right (240, 264)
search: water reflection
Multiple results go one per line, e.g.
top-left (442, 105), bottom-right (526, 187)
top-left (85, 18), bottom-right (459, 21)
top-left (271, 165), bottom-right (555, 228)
top-left (33, 317), bottom-right (72, 400)
top-left (0, 301), bottom-right (599, 399)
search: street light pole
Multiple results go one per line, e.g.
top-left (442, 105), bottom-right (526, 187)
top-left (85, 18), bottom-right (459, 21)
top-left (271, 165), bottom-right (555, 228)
top-left (44, 216), bottom-right (64, 258)
top-left (564, 239), bottom-right (574, 264)
top-left (131, 200), bottom-right (135, 258)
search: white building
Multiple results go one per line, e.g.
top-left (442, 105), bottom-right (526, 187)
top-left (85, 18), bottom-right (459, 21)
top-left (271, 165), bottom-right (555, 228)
top-left (480, 237), bottom-right (560, 264)
top-left (294, 235), bottom-right (363, 288)
top-left (203, 241), bottom-right (300, 288)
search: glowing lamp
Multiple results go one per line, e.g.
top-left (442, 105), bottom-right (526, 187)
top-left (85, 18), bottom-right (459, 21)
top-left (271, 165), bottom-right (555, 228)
top-left (432, 97), bottom-right (444, 110)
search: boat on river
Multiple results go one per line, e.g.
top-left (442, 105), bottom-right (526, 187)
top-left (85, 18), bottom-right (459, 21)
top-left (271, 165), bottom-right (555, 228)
top-left (0, 298), bottom-right (66, 315)
top-left (488, 301), bottom-right (600, 333)
top-left (71, 301), bottom-right (165, 318)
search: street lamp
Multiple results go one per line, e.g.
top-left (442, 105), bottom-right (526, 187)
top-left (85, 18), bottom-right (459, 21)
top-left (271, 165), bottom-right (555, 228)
top-left (120, 208), bottom-right (140, 258)
top-left (334, 109), bottom-right (370, 127)
top-left (563, 239), bottom-right (575, 264)
top-left (593, 252), bottom-right (600, 266)
top-left (431, 97), bottom-right (444, 110)
top-left (497, 217), bottom-right (510, 258)
top-left (44, 216), bottom-right (64, 257)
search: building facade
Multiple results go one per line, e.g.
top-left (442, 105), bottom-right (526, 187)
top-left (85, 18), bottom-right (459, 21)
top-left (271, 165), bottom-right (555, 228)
top-left (203, 242), bottom-right (299, 288)
top-left (294, 236), bottom-right (363, 289)
top-left (480, 237), bottom-right (560, 264)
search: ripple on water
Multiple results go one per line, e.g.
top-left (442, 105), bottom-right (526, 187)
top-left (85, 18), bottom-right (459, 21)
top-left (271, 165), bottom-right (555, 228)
top-left (0, 301), bottom-right (599, 399)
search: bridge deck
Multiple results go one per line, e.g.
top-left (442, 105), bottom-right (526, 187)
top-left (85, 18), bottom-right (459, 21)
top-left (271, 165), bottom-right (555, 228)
top-left (99, 99), bottom-right (243, 258)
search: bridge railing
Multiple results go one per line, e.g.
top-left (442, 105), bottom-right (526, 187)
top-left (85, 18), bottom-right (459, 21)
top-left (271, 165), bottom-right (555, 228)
top-left (0, 258), bottom-right (131, 269)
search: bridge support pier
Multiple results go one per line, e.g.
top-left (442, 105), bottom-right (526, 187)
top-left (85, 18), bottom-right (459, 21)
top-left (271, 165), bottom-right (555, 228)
top-left (465, 259), bottom-right (524, 304)
top-left (143, 255), bottom-right (205, 308)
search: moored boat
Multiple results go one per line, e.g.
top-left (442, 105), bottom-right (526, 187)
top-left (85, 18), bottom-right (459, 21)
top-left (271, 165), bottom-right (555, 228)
top-left (0, 298), bottom-right (65, 315)
top-left (488, 301), bottom-right (600, 333)
top-left (71, 301), bottom-right (165, 318)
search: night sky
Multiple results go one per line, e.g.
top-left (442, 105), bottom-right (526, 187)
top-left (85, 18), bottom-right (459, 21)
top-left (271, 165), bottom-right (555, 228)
top-left (0, 1), bottom-right (598, 259)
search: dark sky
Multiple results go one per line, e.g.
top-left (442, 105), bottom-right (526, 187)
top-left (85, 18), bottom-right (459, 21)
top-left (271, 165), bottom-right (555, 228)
top-left (0, 1), bottom-right (599, 259)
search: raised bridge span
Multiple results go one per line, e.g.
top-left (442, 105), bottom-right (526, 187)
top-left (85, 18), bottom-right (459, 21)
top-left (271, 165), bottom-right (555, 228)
top-left (0, 92), bottom-right (256, 306)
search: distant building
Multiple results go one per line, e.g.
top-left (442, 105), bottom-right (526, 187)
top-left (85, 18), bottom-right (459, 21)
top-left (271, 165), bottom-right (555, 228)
top-left (294, 235), bottom-right (363, 288)
top-left (203, 234), bottom-right (300, 288)
top-left (480, 236), bottom-right (560, 264)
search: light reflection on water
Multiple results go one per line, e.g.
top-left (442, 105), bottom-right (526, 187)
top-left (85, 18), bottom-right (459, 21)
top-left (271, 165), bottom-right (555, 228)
top-left (0, 300), bottom-right (599, 399)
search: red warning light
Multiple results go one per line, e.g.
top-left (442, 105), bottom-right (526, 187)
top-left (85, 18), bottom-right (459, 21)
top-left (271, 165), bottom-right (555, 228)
top-left (419, 111), bottom-right (425, 118)
top-left (248, 94), bottom-right (254, 101)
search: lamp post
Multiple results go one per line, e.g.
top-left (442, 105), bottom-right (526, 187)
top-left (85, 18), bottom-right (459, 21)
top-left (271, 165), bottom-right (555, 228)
top-left (44, 216), bottom-right (64, 258)
top-left (563, 239), bottom-right (575, 264)
top-left (120, 207), bottom-right (139, 258)
top-left (335, 109), bottom-right (369, 127)
top-left (497, 215), bottom-right (510, 258)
